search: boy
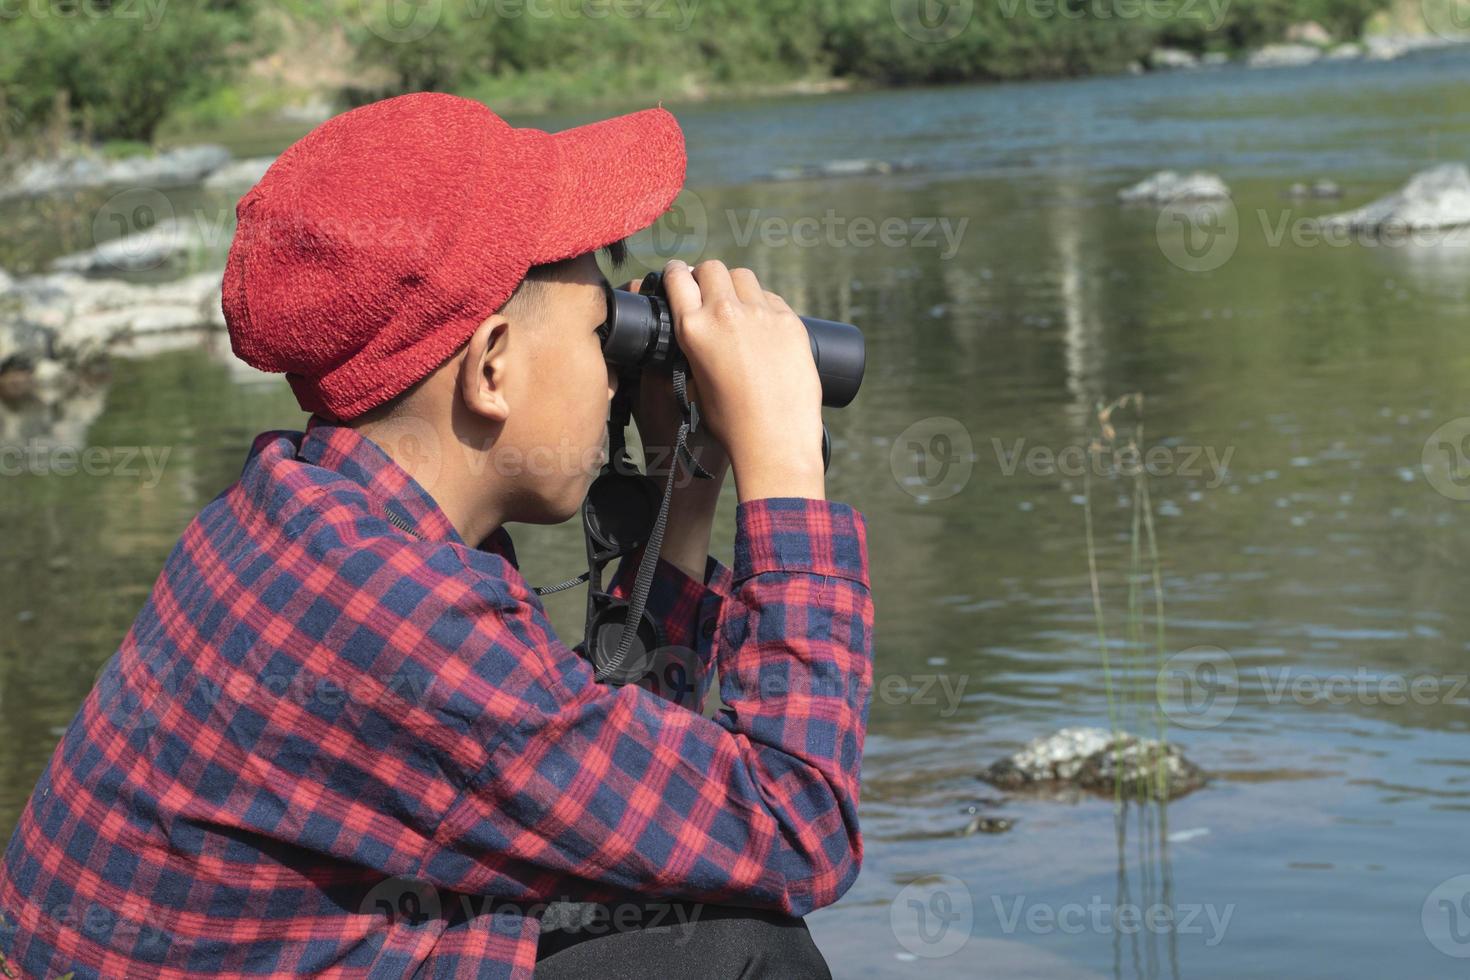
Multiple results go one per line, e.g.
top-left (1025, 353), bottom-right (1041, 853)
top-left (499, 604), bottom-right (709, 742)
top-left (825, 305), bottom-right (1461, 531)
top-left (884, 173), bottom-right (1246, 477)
top-left (0, 93), bottom-right (873, 979)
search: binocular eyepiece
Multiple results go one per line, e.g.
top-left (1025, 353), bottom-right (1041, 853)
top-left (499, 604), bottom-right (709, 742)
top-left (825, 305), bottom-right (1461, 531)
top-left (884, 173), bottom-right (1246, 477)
top-left (600, 272), bottom-right (866, 409)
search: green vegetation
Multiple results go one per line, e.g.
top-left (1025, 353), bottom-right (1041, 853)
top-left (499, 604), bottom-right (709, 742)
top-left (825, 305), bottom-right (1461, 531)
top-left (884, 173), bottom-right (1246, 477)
top-left (0, 1), bottom-right (259, 144)
top-left (0, 0), bottom-right (1400, 147)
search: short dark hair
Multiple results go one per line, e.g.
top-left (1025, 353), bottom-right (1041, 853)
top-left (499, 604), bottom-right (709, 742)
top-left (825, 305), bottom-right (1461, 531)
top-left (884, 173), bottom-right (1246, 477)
top-left (509, 237), bottom-right (628, 309)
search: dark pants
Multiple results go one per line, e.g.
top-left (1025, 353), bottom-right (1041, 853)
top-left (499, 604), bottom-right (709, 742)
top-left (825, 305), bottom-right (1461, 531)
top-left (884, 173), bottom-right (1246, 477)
top-left (534, 902), bottom-right (832, 980)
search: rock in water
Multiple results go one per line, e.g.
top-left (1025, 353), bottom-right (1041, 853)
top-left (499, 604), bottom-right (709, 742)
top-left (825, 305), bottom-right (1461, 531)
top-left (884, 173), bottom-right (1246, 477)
top-left (1318, 164), bottom-right (1470, 234)
top-left (1, 270), bottom-right (224, 377)
top-left (203, 156), bottom-right (277, 191)
top-left (983, 727), bottom-right (1206, 802)
top-left (52, 218), bottom-right (203, 274)
top-left (1284, 179), bottom-right (1343, 200)
top-left (1148, 48), bottom-right (1198, 71)
top-left (1285, 21), bottom-right (1332, 47)
top-left (984, 727), bottom-right (1114, 786)
top-left (0, 145), bottom-right (232, 200)
top-left (1074, 737), bottom-right (1206, 800)
top-left (765, 159), bottom-right (913, 182)
top-left (1118, 171), bottom-right (1231, 204)
top-left (1248, 44), bottom-right (1322, 68)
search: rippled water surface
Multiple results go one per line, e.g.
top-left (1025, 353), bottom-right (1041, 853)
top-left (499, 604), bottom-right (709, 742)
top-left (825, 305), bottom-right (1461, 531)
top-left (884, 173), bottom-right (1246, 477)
top-left (4, 50), bottom-right (1470, 978)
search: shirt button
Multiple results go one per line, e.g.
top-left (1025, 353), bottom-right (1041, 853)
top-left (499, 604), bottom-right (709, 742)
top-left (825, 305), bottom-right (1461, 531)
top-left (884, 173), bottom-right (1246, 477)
top-left (700, 618), bottom-right (716, 640)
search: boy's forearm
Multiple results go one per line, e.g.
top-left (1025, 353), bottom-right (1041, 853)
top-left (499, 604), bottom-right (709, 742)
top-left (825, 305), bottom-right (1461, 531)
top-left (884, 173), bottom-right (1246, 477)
top-left (648, 474), bottom-right (721, 582)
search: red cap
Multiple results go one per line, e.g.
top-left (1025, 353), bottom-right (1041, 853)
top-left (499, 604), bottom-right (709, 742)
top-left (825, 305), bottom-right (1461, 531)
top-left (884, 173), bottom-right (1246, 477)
top-left (222, 92), bottom-right (686, 419)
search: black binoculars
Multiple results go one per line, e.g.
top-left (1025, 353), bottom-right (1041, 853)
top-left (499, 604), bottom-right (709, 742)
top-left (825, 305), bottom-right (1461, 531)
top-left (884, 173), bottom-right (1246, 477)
top-left (567, 270), bottom-right (866, 691)
top-left (600, 272), bottom-right (866, 409)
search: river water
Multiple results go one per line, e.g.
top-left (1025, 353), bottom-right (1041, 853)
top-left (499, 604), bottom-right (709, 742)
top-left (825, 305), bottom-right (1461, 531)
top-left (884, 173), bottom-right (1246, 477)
top-left (4, 49), bottom-right (1470, 978)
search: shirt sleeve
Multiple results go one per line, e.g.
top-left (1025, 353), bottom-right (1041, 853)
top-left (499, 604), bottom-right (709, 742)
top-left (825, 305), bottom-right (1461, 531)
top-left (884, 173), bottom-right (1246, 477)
top-left (418, 497), bottom-right (873, 918)
top-left (599, 545), bottom-right (734, 706)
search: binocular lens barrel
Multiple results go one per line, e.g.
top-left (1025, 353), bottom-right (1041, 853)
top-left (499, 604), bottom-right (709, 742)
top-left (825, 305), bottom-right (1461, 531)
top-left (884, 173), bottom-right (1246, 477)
top-left (600, 273), bottom-right (865, 409)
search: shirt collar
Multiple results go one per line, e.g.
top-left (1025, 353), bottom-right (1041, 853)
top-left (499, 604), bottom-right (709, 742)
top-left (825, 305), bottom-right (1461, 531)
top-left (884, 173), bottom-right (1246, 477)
top-left (295, 416), bottom-right (519, 567)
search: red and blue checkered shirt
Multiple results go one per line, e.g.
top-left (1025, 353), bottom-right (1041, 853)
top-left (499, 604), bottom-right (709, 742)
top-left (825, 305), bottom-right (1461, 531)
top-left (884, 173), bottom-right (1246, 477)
top-left (0, 419), bottom-right (873, 978)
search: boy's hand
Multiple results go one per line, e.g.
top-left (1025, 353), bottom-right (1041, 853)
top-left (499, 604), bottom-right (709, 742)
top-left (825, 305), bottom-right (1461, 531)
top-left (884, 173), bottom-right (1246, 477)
top-left (620, 277), bottom-right (730, 485)
top-left (660, 259), bottom-right (825, 502)
top-left (619, 277), bottom-right (729, 583)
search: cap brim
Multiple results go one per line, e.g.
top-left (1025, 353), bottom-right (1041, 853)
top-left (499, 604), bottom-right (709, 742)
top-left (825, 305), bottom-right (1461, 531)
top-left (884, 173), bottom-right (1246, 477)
top-left (530, 107), bottom-right (687, 267)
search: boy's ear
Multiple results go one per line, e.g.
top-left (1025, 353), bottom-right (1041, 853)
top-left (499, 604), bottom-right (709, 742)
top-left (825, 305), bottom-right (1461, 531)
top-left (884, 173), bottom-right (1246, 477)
top-left (460, 314), bottom-right (512, 423)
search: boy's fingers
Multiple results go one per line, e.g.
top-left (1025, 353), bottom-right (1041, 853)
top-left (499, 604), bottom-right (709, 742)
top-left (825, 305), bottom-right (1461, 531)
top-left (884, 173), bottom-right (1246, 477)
top-left (690, 259), bottom-right (737, 313)
top-left (621, 278), bottom-right (642, 294)
top-left (730, 267), bottom-right (765, 306)
top-left (661, 259), bottom-right (701, 321)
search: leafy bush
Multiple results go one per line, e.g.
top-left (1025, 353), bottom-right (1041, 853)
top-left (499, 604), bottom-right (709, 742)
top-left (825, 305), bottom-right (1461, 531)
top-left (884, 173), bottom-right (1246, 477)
top-left (0, 0), bottom-right (257, 143)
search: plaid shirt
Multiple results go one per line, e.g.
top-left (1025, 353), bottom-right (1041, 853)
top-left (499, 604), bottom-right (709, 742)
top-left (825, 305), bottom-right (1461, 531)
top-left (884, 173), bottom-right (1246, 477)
top-left (0, 419), bottom-right (873, 979)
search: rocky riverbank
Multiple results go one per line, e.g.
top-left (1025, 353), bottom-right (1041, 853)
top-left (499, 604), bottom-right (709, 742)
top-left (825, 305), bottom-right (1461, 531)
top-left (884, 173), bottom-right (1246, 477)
top-left (0, 145), bottom-right (275, 202)
top-left (0, 269), bottom-right (228, 397)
